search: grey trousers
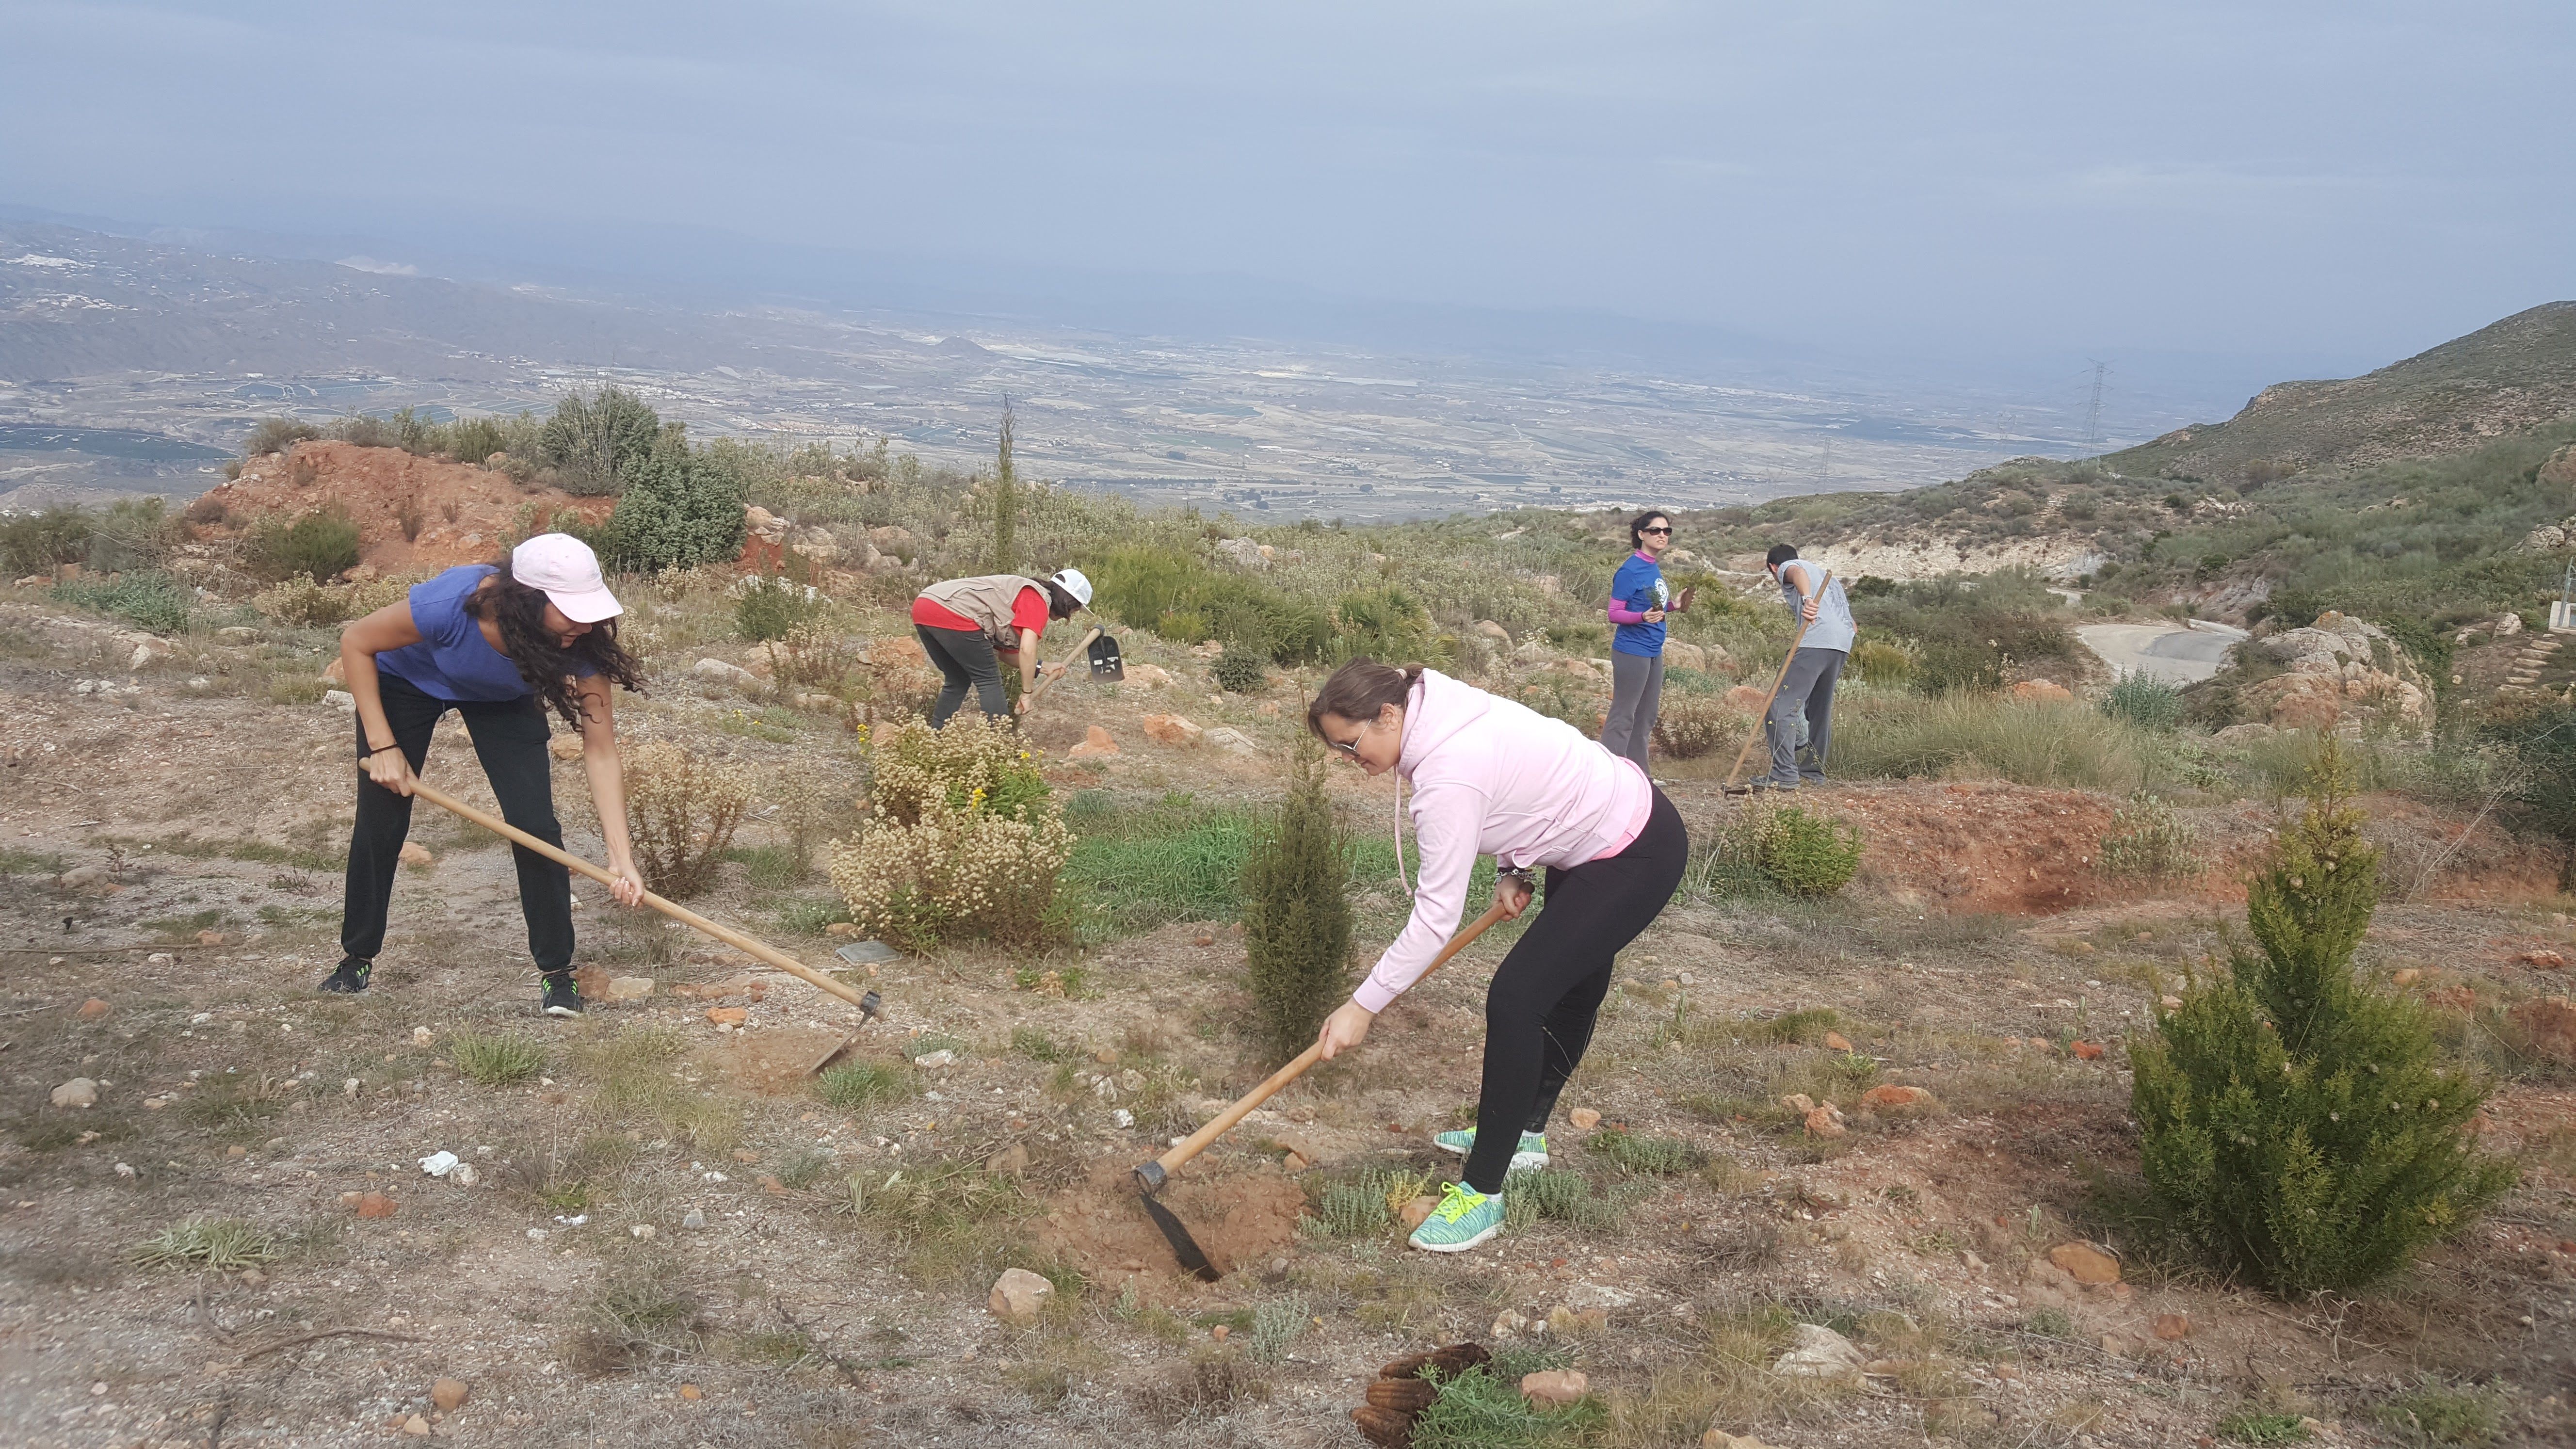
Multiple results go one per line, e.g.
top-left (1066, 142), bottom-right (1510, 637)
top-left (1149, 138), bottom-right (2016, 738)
top-left (1602, 651), bottom-right (1663, 771)
top-left (1766, 646), bottom-right (1847, 786)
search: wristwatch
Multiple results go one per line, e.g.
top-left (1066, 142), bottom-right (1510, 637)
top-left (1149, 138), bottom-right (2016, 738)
top-left (1497, 867), bottom-right (1537, 889)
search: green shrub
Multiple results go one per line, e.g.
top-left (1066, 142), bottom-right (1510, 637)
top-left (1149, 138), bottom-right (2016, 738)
top-left (451, 1029), bottom-right (547, 1085)
top-left (1409, 1362), bottom-right (1601, 1447)
top-left (1333, 584), bottom-right (1439, 664)
top-left (2374, 1376), bottom-right (2502, 1446)
top-left (828, 715), bottom-right (1069, 951)
top-left (540, 386), bottom-right (663, 496)
top-left (2097, 791), bottom-right (2200, 882)
top-left (53, 570), bottom-right (191, 634)
top-left (245, 417), bottom-right (320, 455)
top-left (1751, 805), bottom-right (1862, 897)
top-left (1241, 738), bottom-right (1353, 1062)
top-left (734, 573), bottom-right (823, 643)
top-left (1651, 693), bottom-right (1746, 759)
top-left (1213, 640), bottom-right (1266, 692)
top-left (815, 1060), bottom-right (914, 1110)
top-left (2131, 745), bottom-right (2517, 1294)
top-left (599, 427), bottom-right (748, 571)
top-left (1501, 1169), bottom-right (1637, 1232)
top-left (242, 508), bottom-right (362, 583)
top-left (1, 504), bottom-right (96, 574)
top-left (1832, 694), bottom-right (2143, 788)
top-left (2102, 672), bottom-right (2186, 729)
top-left (1590, 1127), bottom-right (1705, 1174)
top-left (2479, 696), bottom-right (2576, 889)
top-left (1847, 637), bottom-right (1916, 686)
top-left (2217, 1411), bottom-right (2312, 1444)
top-left (133, 1218), bottom-right (277, 1271)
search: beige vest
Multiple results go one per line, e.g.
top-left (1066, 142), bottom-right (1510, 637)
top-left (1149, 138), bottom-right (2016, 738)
top-left (919, 574), bottom-right (1045, 648)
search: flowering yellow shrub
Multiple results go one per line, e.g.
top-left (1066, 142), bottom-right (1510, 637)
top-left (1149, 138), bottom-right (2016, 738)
top-left (828, 714), bottom-right (1067, 950)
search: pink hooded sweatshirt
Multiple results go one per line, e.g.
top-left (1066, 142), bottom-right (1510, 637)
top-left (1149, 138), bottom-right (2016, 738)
top-left (1352, 669), bottom-right (1651, 1014)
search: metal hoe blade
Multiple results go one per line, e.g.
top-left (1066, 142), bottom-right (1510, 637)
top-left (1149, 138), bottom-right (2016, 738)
top-left (1135, 1185), bottom-right (1221, 1283)
top-left (1088, 631), bottom-right (1125, 681)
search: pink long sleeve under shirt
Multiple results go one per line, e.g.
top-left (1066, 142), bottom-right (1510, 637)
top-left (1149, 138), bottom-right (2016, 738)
top-left (1352, 669), bottom-right (1651, 1014)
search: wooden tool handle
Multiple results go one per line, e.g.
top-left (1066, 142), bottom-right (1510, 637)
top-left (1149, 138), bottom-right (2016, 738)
top-left (1148, 898), bottom-right (1515, 1181)
top-left (1723, 568), bottom-right (1829, 789)
top-left (1022, 626), bottom-right (1102, 709)
top-left (406, 778), bottom-right (877, 1013)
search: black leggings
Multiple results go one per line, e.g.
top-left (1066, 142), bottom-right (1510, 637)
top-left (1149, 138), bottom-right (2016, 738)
top-left (341, 673), bottom-right (575, 974)
top-left (917, 624), bottom-right (1009, 727)
top-left (1463, 788), bottom-right (1688, 1193)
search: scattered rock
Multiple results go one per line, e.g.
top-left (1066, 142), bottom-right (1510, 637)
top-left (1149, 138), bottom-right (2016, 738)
top-left (431, 1379), bottom-right (470, 1411)
top-left (402, 1414), bottom-right (431, 1435)
top-left (2009, 679), bottom-right (2073, 704)
top-left (194, 929), bottom-right (225, 947)
top-left (917, 1049), bottom-right (957, 1069)
top-left (602, 976), bottom-right (655, 1002)
top-left (1858, 1084), bottom-right (1932, 1110)
top-left (2517, 950), bottom-right (2568, 970)
top-left (988, 1266), bottom-right (1054, 1324)
top-left (413, 1025), bottom-right (435, 1046)
top-left (1474, 620), bottom-right (1512, 643)
top-left (1802, 1106), bottom-right (1846, 1138)
top-left (50, 1077), bottom-right (98, 1109)
top-left (324, 689), bottom-right (356, 713)
top-left (705, 1006), bottom-right (749, 1026)
top-left (1568, 1107), bottom-right (1603, 1130)
top-left (2154, 1313), bottom-right (2190, 1341)
top-left (2212, 722), bottom-right (2277, 746)
top-left (1518, 1369), bottom-right (1588, 1408)
top-left (355, 1192), bottom-right (398, 1219)
top-left (399, 841), bottom-right (434, 867)
top-left (76, 998), bottom-right (110, 1020)
top-left (2392, 967), bottom-right (2423, 987)
top-left (690, 657), bottom-right (758, 689)
top-left (1779, 1093), bottom-right (1815, 1111)
top-left (985, 1143), bottom-right (1030, 1176)
top-left (450, 1162), bottom-right (479, 1187)
top-left (1203, 726), bottom-right (1256, 754)
top-left (678, 1384), bottom-right (703, 1401)
top-left (1398, 1194), bottom-right (1440, 1230)
top-left (2047, 1242), bottom-right (2122, 1284)
top-left (682, 1209), bottom-right (706, 1229)
top-left (1702, 1432), bottom-right (1778, 1449)
top-left (1141, 713), bottom-right (1203, 746)
top-left (2071, 1040), bottom-right (2106, 1060)
top-left (1124, 661), bottom-right (1174, 688)
top-left (1821, 1030), bottom-right (1854, 1052)
top-left (548, 734), bottom-right (584, 761)
top-left (1772, 1322), bottom-right (1865, 1379)
top-left (1066, 724), bottom-right (1120, 759)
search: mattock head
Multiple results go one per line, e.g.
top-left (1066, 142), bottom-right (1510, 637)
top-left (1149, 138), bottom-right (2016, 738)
top-left (1131, 1160), bottom-right (1167, 1194)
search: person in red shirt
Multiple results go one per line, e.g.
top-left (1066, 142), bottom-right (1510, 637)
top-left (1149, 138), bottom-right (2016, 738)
top-left (910, 568), bottom-right (1093, 725)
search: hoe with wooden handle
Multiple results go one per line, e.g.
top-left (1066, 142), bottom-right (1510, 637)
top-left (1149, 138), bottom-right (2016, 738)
top-left (1132, 898), bottom-right (1515, 1280)
top-left (405, 777), bottom-right (883, 1024)
top-left (1722, 567), bottom-right (1830, 795)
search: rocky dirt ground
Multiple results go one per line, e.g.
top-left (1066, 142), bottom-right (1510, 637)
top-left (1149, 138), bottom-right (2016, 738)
top-left (4, 580), bottom-right (2575, 1449)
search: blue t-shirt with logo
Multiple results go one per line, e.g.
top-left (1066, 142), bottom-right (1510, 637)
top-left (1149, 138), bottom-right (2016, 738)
top-left (1610, 552), bottom-right (1669, 657)
top-left (376, 564), bottom-right (590, 702)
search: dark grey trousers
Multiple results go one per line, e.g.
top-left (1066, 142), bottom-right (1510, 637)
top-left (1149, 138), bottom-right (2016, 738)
top-left (1601, 651), bottom-right (1663, 770)
top-left (1766, 646), bottom-right (1847, 786)
top-left (918, 624), bottom-right (1009, 726)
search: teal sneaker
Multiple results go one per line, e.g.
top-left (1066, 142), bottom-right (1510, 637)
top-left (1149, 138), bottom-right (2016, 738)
top-left (1431, 1127), bottom-right (1549, 1172)
top-left (1408, 1181), bottom-right (1505, 1253)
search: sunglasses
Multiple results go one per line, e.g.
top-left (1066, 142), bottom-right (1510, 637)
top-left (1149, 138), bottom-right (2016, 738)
top-left (1640, 526), bottom-right (1673, 535)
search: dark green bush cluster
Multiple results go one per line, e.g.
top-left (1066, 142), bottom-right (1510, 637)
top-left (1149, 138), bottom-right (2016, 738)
top-left (2131, 747), bottom-right (2516, 1294)
top-left (540, 386), bottom-right (664, 496)
top-left (1084, 543), bottom-right (1330, 664)
top-left (53, 570), bottom-right (192, 634)
top-left (244, 417), bottom-right (320, 455)
top-left (1852, 568), bottom-right (2077, 697)
top-left (2478, 695), bottom-right (2576, 889)
top-left (597, 427), bottom-right (748, 572)
top-left (2102, 672), bottom-right (2185, 729)
top-left (734, 573), bottom-right (824, 643)
top-left (1240, 739), bottom-right (1353, 1063)
top-left (1213, 639), bottom-right (1266, 692)
top-left (1, 498), bottom-right (180, 576)
top-left (242, 508), bottom-right (363, 583)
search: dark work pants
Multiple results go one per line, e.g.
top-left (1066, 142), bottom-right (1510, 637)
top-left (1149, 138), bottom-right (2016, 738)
top-left (1462, 788), bottom-right (1689, 1194)
top-left (917, 624), bottom-right (1008, 726)
top-left (1601, 651), bottom-right (1663, 771)
top-left (1766, 646), bottom-right (1847, 786)
top-left (341, 673), bottom-right (575, 974)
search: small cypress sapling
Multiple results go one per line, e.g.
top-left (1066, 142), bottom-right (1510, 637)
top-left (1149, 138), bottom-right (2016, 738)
top-left (990, 400), bottom-right (1019, 574)
top-left (2130, 741), bottom-right (2516, 1294)
top-left (1241, 735), bottom-right (1354, 1063)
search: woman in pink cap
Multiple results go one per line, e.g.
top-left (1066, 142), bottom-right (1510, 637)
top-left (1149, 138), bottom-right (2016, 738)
top-left (322, 533), bottom-right (648, 1016)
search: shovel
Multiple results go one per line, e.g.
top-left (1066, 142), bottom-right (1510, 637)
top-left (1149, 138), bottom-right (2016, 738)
top-left (1722, 568), bottom-right (1828, 795)
top-left (1021, 626), bottom-right (1125, 712)
top-left (405, 777), bottom-right (884, 1018)
top-left (1132, 898), bottom-right (1515, 1280)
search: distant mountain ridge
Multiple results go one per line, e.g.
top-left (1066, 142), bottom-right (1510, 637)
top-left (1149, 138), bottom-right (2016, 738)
top-left (2107, 301), bottom-right (2576, 485)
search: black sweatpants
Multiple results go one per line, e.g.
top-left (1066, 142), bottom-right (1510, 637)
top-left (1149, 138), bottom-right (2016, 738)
top-left (341, 673), bottom-right (575, 974)
top-left (917, 624), bottom-right (1009, 726)
top-left (1462, 788), bottom-right (1689, 1194)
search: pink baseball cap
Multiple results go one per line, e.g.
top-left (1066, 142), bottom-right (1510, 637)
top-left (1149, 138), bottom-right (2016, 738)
top-left (511, 533), bottom-right (624, 623)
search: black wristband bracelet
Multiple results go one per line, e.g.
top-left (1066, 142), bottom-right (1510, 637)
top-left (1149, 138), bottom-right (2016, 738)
top-left (361, 744), bottom-right (400, 760)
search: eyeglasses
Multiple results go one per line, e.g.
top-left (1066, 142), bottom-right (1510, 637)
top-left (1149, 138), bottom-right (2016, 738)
top-left (1326, 736), bottom-right (1361, 758)
top-left (1640, 526), bottom-right (1673, 535)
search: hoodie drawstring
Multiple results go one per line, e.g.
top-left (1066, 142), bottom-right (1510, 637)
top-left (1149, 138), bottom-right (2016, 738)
top-left (1392, 776), bottom-right (1413, 900)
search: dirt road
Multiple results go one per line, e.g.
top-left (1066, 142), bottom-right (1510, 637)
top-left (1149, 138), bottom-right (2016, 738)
top-left (2077, 619), bottom-right (2246, 683)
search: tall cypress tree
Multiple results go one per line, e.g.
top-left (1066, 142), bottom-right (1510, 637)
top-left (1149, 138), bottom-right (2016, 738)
top-left (991, 399), bottom-right (1018, 575)
top-left (2131, 741), bottom-right (2517, 1294)
top-left (1242, 736), bottom-right (1354, 1063)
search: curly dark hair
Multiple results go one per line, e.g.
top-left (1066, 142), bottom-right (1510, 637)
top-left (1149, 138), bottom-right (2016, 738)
top-left (463, 560), bottom-right (646, 728)
top-left (1628, 510), bottom-right (1673, 550)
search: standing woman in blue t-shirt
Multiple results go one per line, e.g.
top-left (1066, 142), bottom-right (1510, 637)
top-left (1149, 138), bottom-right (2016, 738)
top-left (1600, 510), bottom-right (1674, 771)
top-left (322, 533), bottom-right (649, 1016)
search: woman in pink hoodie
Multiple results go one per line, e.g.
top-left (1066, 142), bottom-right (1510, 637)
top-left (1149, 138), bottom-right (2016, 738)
top-left (1308, 658), bottom-right (1688, 1252)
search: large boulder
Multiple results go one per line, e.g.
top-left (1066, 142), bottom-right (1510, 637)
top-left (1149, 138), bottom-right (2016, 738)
top-left (2241, 611), bottom-right (2431, 730)
top-left (1213, 536), bottom-right (1272, 571)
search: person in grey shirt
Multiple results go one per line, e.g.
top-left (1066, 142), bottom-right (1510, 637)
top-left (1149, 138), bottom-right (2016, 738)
top-left (1760, 544), bottom-right (1854, 790)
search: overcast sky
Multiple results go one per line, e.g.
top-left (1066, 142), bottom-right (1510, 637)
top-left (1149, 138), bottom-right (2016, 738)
top-left (5, 1), bottom-right (2570, 380)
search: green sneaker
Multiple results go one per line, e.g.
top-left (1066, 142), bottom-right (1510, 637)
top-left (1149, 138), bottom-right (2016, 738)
top-left (1431, 1127), bottom-right (1549, 1171)
top-left (1408, 1182), bottom-right (1505, 1253)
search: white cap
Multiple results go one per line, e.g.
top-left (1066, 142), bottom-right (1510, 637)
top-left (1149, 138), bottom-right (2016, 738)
top-left (1048, 568), bottom-right (1093, 609)
top-left (512, 533), bottom-right (623, 624)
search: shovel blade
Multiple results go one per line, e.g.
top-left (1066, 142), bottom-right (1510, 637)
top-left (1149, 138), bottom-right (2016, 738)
top-left (1088, 631), bottom-right (1125, 682)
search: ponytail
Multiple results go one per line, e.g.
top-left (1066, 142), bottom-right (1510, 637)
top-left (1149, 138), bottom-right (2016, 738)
top-left (1306, 658), bottom-right (1425, 738)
